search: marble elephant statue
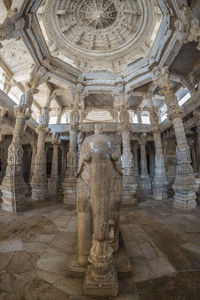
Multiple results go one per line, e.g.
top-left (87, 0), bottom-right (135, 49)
top-left (76, 132), bottom-right (122, 282)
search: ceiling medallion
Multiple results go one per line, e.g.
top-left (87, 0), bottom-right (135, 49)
top-left (79, 0), bottom-right (118, 29)
top-left (53, 0), bottom-right (143, 52)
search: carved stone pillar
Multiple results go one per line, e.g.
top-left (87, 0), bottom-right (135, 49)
top-left (0, 106), bottom-right (30, 212)
top-left (0, 136), bottom-right (11, 184)
top-left (138, 133), bottom-right (152, 192)
top-left (31, 124), bottom-right (49, 201)
top-left (150, 107), bottom-right (168, 200)
top-left (152, 130), bottom-right (168, 200)
top-left (121, 123), bottom-right (137, 206)
top-left (62, 124), bottom-right (78, 208)
top-left (60, 145), bottom-right (66, 179)
top-left (30, 142), bottom-right (37, 183)
top-left (155, 69), bottom-right (197, 210)
top-left (48, 135), bottom-right (60, 195)
top-left (133, 142), bottom-right (139, 179)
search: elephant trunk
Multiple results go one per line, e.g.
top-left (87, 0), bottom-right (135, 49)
top-left (89, 154), bottom-right (113, 278)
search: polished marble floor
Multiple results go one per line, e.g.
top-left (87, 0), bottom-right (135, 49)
top-left (0, 198), bottom-right (200, 299)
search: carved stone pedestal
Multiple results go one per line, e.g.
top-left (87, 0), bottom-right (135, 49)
top-left (152, 177), bottom-right (168, 201)
top-left (84, 265), bottom-right (118, 297)
top-left (122, 175), bottom-right (137, 206)
top-left (1, 149), bottom-right (27, 213)
top-left (62, 168), bottom-right (77, 208)
top-left (173, 171), bottom-right (197, 210)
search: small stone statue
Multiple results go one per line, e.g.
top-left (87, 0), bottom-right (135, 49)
top-left (39, 106), bottom-right (49, 126)
top-left (70, 103), bottom-right (80, 124)
top-left (119, 104), bottom-right (129, 123)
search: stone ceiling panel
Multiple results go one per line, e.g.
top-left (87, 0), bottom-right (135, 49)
top-left (37, 0), bottom-right (163, 72)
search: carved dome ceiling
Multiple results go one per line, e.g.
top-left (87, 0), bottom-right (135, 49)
top-left (37, 0), bottom-right (163, 72)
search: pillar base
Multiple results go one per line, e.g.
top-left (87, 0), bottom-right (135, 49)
top-left (122, 175), bottom-right (137, 207)
top-left (172, 173), bottom-right (197, 211)
top-left (48, 178), bottom-right (59, 195)
top-left (152, 178), bottom-right (168, 201)
top-left (31, 186), bottom-right (47, 201)
top-left (0, 174), bottom-right (27, 213)
top-left (139, 177), bottom-right (152, 192)
top-left (173, 192), bottom-right (197, 211)
top-left (153, 190), bottom-right (167, 201)
top-left (84, 265), bottom-right (118, 297)
top-left (62, 174), bottom-right (76, 209)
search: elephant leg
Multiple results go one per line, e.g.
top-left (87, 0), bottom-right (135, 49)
top-left (78, 209), bottom-right (92, 266)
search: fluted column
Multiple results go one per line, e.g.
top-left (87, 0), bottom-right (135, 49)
top-left (48, 136), bottom-right (60, 195)
top-left (31, 107), bottom-right (50, 201)
top-left (62, 124), bottom-right (78, 208)
top-left (0, 105), bottom-right (30, 212)
top-left (155, 69), bottom-right (197, 210)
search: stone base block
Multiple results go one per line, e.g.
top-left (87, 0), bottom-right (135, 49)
top-left (63, 175), bottom-right (76, 209)
top-left (1, 196), bottom-right (25, 213)
top-left (139, 177), bottom-right (152, 192)
top-left (0, 178), bottom-right (27, 213)
top-left (84, 265), bottom-right (118, 297)
top-left (122, 175), bottom-right (137, 207)
top-left (153, 187), bottom-right (167, 201)
top-left (48, 178), bottom-right (59, 195)
top-left (31, 187), bottom-right (47, 201)
top-left (173, 192), bottom-right (197, 211)
top-left (67, 255), bottom-right (86, 278)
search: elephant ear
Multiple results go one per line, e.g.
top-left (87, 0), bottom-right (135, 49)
top-left (77, 140), bottom-right (91, 176)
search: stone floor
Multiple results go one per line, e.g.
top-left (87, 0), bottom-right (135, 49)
top-left (0, 198), bottom-right (200, 300)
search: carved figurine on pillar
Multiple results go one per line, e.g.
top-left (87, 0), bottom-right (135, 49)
top-left (0, 85), bottom-right (37, 212)
top-left (150, 106), bottom-right (168, 200)
top-left (31, 107), bottom-right (50, 201)
top-left (62, 103), bottom-right (80, 208)
top-left (154, 67), bottom-right (197, 210)
top-left (119, 105), bottom-right (137, 206)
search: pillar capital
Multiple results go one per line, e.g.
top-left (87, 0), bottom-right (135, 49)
top-left (0, 8), bottom-right (25, 46)
top-left (138, 133), bottom-right (148, 146)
